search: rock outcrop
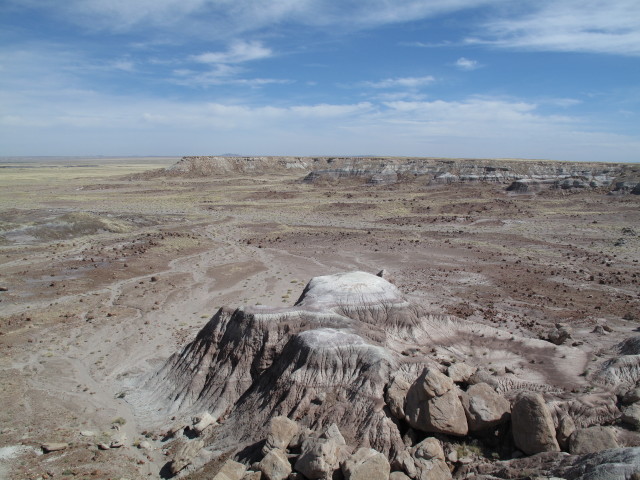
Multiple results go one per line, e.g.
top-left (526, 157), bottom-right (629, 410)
top-left (160, 156), bottom-right (638, 193)
top-left (136, 270), bottom-right (638, 477)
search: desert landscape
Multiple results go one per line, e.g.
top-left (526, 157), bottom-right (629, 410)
top-left (1, 155), bottom-right (640, 480)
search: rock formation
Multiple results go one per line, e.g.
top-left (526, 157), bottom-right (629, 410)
top-left (136, 270), bottom-right (640, 477)
top-left (160, 156), bottom-right (639, 193)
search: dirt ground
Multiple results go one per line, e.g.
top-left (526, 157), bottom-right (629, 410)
top-left (0, 158), bottom-right (639, 479)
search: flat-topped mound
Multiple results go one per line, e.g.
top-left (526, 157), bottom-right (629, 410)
top-left (162, 155), bottom-right (638, 192)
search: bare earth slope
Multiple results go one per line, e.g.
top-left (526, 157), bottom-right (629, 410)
top-left (0, 156), bottom-right (639, 479)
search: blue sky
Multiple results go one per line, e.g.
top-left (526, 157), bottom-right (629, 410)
top-left (1, 0), bottom-right (639, 161)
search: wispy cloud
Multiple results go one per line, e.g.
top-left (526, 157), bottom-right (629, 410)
top-left (9, 0), bottom-right (499, 37)
top-left (478, 0), bottom-right (640, 56)
top-left (455, 57), bottom-right (481, 70)
top-left (364, 76), bottom-right (436, 89)
top-left (190, 41), bottom-right (272, 64)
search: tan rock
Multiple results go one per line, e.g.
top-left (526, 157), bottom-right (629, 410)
top-left (170, 439), bottom-right (204, 475)
top-left (511, 392), bottom-right (560, 455)
top-left (341, 447), bottom-right (390, 480)
top-left (460, 383), bottom-right (510, 432)
top-left (409, 438), bottom-right (451, 480)
top-left (41, 443), bottom-right (68, 453)
top-left (241, 472), bottom-right (261, 480)
top-left (389, 472), bottom-right (411, 480)
top-left (447, 363), bottom-right (477, 383)
top-left (386, 373), bottom-right (411, 420)
top-left (405, 368), bottom-right (468, 436)
top-left (213, 459), bottom-right (247, 480)
top-left (569, 426), bottom-right (619, 455)
top-left (259, 449), bottom-right (292, 480)
top-left (320, 423), bottom-right (346, 445)
top-left (295, 437), bottom-right (340, 479)
top-left (555, 414), bottom-right (576, 451)
top-left (193, 412), bottom-right (216, 435)
top-left (262, 416), bottom-right (299, 455)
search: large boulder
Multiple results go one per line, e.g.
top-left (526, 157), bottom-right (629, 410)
top-left (460, 382), bottom-right (510, 432)
top-left (511, 392), bottom-right (560, 455)
top-left (262, 416), bottom-right (299, 455)
top-left (295, 425), bottom-right (348, 480)
top-left (405, 368), bottom-right (468, 436)
top-left (295, 438), bottom-right (341, 479)
top-left (341, 447), bottom-right (390, 480)
top-left (212, 459), bottom-right (247, 480)
top-left (569, 426), bottom-right (619, 455)
top-left (409, 438), bottom-right (452, 480)
top-left (170, 439), bottom-right (204, 475)
top-left (259, 448), bottom-right (292, 480)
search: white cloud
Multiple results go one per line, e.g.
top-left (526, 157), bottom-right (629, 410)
top-left (478, 0), bottom-right (640, 56)
top-left (191, 41), bottom-right (272, 64)
top-left (364, 76), bottom-right (436, 89)
top-left (10, 0), bottom-right (500, 36)
top-left (110, 60), bottom-right (135, 72)
top-left (2, 79), bottom-right (638, 161)
top-left (455, 57), bottom-right (480, 70)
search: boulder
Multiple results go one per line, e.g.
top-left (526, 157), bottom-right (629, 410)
top-left (170, 439), bottom-right (204, 475)
top-left (262, 416), bottom-right (299, 455)
top-left (405, 368), bottom-right (468, 436)
top-left (511, 392), bottom-right (560, 455)
top-left (555, 414), bottom-right (576, 451)
top-left (193, 412), bottom-right (216, 435)
top-left (547, 325), bottom-right (572, 345)
top-left (341, 447), bottom-right (390, 480)
top-left (569, 426), bottom-right (619, 455)
top-left (41, 443), bottom-right (68, 453)
top-left (389, 473), bottom-right (411, 480)
top-left (622, 388), bottom-right (640, 405)
top-left (241, 472), bottom-right (261, 480)
top-left (259, 448), bottom-right (292, 480)
top-left (295, 437), bottom-right (341, 479)
top-left (409, 438), bottom-right (452, 480)
top-left (460, 383), bottom-right (510, 432)
top-left (622, 403), bottom-right (640, 430)
top-left (386, 373), bottom-right (411, 420)
top-left (447, 362), bottom-right (477, 383)
top-left (321, 423), bottom-right (346, 445)
top-left (213, 459), bottom-right (247, 480)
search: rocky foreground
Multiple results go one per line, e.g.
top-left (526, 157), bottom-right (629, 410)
top-left (132, 271), bottom-right (640, 479)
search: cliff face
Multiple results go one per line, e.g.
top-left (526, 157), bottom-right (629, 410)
top-left (164, 156), bottom-right (638, 192)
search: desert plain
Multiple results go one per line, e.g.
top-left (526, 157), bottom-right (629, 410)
top-left (1, 156), bottom-right (639, 479)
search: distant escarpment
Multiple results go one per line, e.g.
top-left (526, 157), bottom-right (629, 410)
top-left (164, 156), bottom-right (639, 193)
top-left (134, 271), bottom-right (640, 478)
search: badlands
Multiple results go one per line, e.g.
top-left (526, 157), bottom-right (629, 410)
top-left (1, 155), bottom-right (639, 479)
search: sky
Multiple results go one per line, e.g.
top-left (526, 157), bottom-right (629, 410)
top-left (1, 0), bottom-right (639, 162)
